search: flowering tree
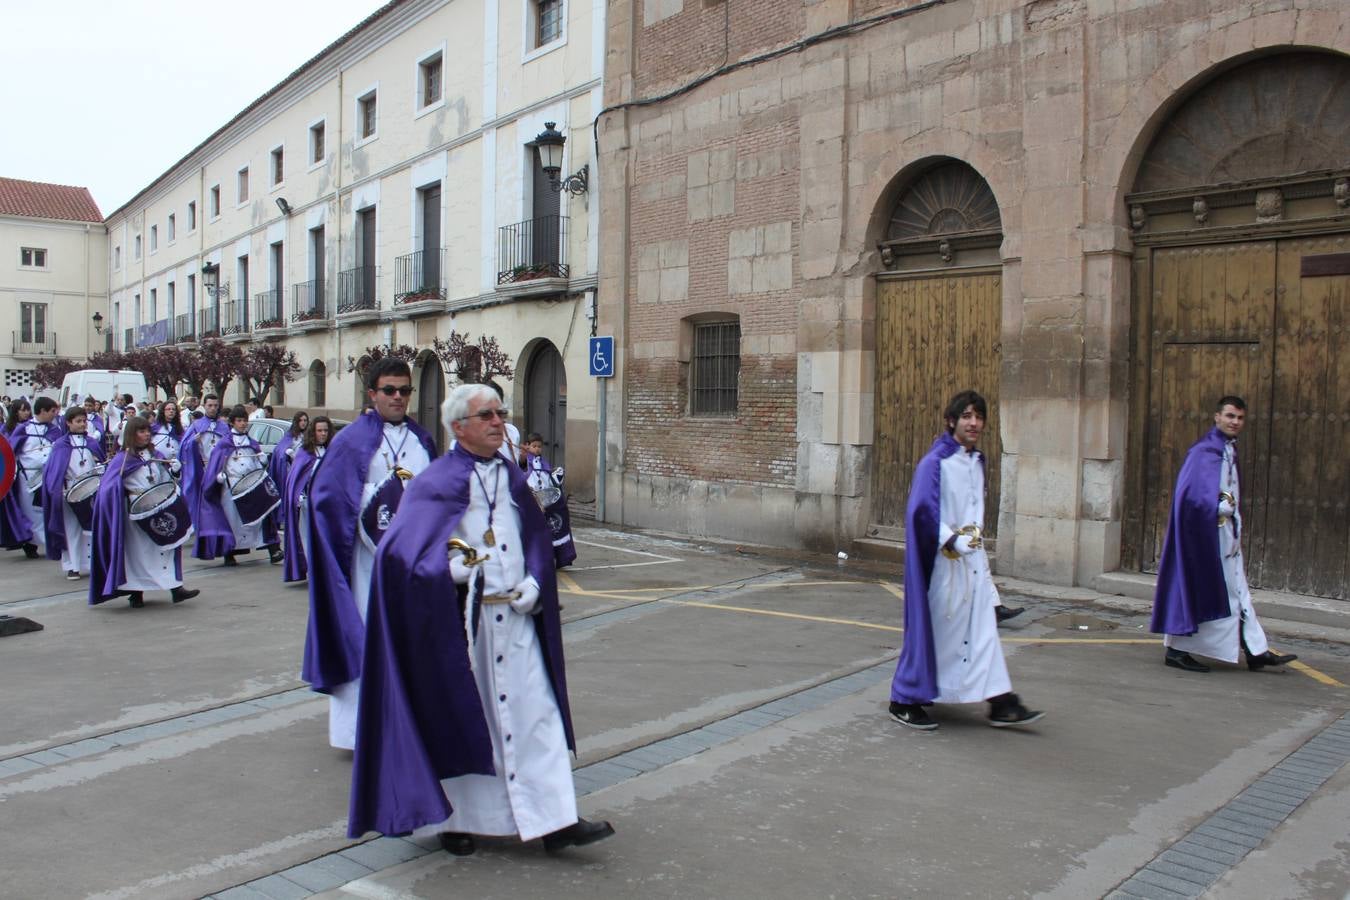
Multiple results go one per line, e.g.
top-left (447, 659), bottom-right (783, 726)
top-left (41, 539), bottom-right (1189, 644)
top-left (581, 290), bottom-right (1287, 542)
top-left (432, 331), bottom-right (514, 383)
top-left (345, 343), bottom-right (419, 379)
top-left (32, 358), bottom-right (85, 390)
top-left (238, 344), bottom-right (301, 403)
top-left (124, 347), bottom-right (189, 397)
top-left (187, 338), bottom-right (246, 399)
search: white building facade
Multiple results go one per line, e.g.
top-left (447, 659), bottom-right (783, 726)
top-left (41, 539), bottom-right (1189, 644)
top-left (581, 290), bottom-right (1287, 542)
top-left (0, 178), bottom-right (107, 398)
top-left (104, 0), bottom-right (604, 493)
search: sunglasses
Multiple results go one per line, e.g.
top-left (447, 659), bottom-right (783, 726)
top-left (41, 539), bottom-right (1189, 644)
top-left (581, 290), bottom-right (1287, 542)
top-left (375, 385), bottom-right (414, 397)
top-left (460, 408), bottom-right (510, 422)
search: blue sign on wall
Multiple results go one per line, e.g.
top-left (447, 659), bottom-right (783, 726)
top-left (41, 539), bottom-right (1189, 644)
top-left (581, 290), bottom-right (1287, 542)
top-left (589, 336), bottom-right (615, 377)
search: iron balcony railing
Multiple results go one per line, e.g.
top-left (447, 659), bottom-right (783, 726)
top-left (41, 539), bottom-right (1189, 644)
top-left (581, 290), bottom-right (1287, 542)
top-left (292, 279), bottom-right (328, 322)
top-left (123, 327), bottom-right (134, 351)
top-left (497, 215), bottom-right (568, 285)
top-left (254, 289), bottom-right (285, 329)
top-left (221, 299), bottom-right (250, 336)
top-left (337, 266), bottom-right (379, 313)
top-left (394, 249), bottom-right (445, 304)
top-left (12, 332), bottom-right (55, 355)
top-left (198, 306), bottom-right (221, 339)
top-left (174, 312), bottom-right (195, 342)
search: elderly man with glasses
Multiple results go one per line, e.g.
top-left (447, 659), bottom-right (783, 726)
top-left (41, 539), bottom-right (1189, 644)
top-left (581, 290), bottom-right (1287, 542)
top-left (303, 357), bottom-right (438, 750)
top-left (348, 381), bottom-right (613, 857)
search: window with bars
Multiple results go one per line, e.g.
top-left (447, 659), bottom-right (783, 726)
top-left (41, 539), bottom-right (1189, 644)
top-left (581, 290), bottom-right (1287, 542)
top-left (690, 320), bottom-right (740, 416)
top-left (420, 54), bottom-right (442, 108)
top-left (20, 303), bottom-right (46, 343)
top-left (537, 0), bottom-right (563, 47)
top-left (358, 91), bottom-right (378, 139)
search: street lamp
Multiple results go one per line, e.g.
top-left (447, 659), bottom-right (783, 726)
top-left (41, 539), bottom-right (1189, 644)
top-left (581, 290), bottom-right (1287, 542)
top-left (534, 122), bottom-right (588, 196)
top-left (91, 311), bottom-right (104, 334)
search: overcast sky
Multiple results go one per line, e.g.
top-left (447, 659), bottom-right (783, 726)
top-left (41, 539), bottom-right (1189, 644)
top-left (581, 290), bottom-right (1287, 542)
top-left (1, 0), bottom-right (383, 216)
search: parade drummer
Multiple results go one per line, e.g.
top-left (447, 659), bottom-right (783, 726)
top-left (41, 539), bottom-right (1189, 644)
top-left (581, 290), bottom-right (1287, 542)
top-left (180, 394), bottom-right (231, 556)
top-left (0, 398), bottom-right (37, 556)
top-left (348, 382), bottom-right (613, 856)
top-left (303, 358), bottom-right (437, 751)
top-left (4, 397), bottom-right (61, 558)
top-left (88, 416), bottom-right (198, 609)
top-left (82, 396), bottom-right (108, 453)
top-left (199, 405), bottom-right (283, 567)
top-left (888, 390), bottom-right (1044, 732)
top-left (1151, 396), bottom-right (1297, 674)
top-left (282, 415), bottom-right (330, 584)
top-left (152, 400), bottom-right (186, 459)
top-left (41, 406), bottom-right (106, 580)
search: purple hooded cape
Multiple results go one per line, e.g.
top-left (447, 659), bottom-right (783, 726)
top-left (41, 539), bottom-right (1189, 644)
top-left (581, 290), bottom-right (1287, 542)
top-left (88, 449), bottom-right (180, 604)
top-left (267, 431), bottom-right (299, 532)
top-left (889, 432), bottom-right (964, 706)
top-left (1149, 427), bottom-right (1232, 636)
top-left (302, 413), bottom-right (437, 694)
top-left (347, 445), bottom-right (574, 838)
top-left (195, 432), bottom-right (276, 559)
top-left (281, 445), bottom-right (321, 582)
top-left (0, 429), bottom-right (33, 549)
top-left (179, 416), bottom-right (230, 538)
top-left (41, 434), bottom-right (106, 560)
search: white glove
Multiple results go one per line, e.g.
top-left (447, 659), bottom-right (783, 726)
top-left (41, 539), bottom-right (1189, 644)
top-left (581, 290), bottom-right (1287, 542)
top-left (952, 534), bottom-right (979, 556)
top-left (170, 459), bottom-right (182, 475)
top-left (215, 471), bottom-right (227, 484)
top-left (1218, 498), bottom-right (1235, 517)
top-left (510, 576), bottom-right (541, 615)
top-left (449, 553), bottom-right (472, 586)
top-left (286, 446), bottom-right (296, 459)
top-left (551, 467), bottom-right (566, 487)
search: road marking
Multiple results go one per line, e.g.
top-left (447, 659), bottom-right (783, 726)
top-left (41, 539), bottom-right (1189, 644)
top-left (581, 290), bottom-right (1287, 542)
top-left (572, 579), bottom-right (874, 596)
top-left (878, 581), bottom-right (905, 601)
top-left (1288, 660), bottom-right (1347, 687)
top-left (570, 539), bottom-right (681, 570)
top-left (667, 598), bottom-right (905, 633)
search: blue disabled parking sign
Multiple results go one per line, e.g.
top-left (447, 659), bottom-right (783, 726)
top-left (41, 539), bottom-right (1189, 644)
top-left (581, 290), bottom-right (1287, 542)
top-left (589, 336), bottom-right (615, 377)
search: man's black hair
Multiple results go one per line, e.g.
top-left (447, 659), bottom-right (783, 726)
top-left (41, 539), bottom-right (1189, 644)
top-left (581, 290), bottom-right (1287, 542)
top-left (227, 404), bottom-right (249, 422)
top-left (942, 390), bottom-right (988, 431)
top-left (64, 406), bottom-right (87, 423)
top-left (1215, 395), bottom-right (1246, 412)
top-left (203, 393), bottom-right (219, 403)
top-left (366, 357), bottom-right (412, 391)
top-left (526, 432), bottom-right (544, 444)
top-left (34, 396), bottom-right (59, 415)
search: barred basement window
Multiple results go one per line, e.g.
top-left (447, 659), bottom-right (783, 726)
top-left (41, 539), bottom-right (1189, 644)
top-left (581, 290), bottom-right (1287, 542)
top-left (537, 0), bottom-right (563, 46)
top-left (691, 320), bottom-right (740, 416)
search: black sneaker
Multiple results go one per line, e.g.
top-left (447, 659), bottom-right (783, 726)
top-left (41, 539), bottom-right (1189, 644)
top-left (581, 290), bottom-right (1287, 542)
top-left (65, 571), bottom-right (80, 581)
top-left (988, 693), bottom-right (1044, 728)
top-left (995, 605), bottom-right (1025, 623)
top-left (888, 701), bottom-right (939, 731)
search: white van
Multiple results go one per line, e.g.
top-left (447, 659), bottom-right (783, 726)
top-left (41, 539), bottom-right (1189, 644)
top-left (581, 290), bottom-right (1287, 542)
top-left (58, 370), bottom-right (149, 410)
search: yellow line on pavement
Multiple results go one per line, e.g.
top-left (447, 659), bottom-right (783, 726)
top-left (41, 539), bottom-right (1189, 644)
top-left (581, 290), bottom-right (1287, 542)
top-left (878, 581), bottom-right (905, 601)
top-left (1288, 661), bottom-right (1346, 687)
top-left (665, 598), bottom-right (905, 633)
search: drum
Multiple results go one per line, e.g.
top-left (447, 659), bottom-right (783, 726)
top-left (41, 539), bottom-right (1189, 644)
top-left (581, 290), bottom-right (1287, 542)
top-left (64, 472), bottom-right (101, 531)
top-left (360, 470), bottom-right (408, 551)
top-left (229, 467), bottom-right (281, 526)
top-left (128, 482), bottom-right (194, 549)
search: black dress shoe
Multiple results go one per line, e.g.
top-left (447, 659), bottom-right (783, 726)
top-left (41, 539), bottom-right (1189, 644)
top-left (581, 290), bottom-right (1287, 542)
top-left (1164, 650), bottom-right (1210, 672)
top-left (438, 832), bottom-right (475, 856)
top-left (269, 546), bottom-right (284, 564)
top-left (171, 586), bottom-right (199, 603)
top-left (995, 605), bottom-right (1025, 623)
top-left (1248, 650), bottom-right (1298, 671)
top-left (22, 543), bottom-right (40, 559)
top-left (542, 818), bottom-right (615, 853)
top-left (127, 592), bottom-right (145, 609)
top-left (222, 553), bottom-right (238, 567)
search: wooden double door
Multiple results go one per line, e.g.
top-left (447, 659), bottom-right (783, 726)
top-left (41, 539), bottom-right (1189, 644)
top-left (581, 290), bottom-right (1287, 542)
top-left (1127, 235), bottom-right (1350, 599)
top-left (872, 270), bottom-right (1003, 539)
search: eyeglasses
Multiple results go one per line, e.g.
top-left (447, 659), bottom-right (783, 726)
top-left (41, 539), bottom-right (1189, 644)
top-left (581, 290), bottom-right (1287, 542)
top-left (460, 408), bottom-right (510, 422)
top-left (375, 385), bottom-right (414, 397)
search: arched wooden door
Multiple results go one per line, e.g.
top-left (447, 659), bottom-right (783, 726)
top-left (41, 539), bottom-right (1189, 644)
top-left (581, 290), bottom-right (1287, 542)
top-left (525, 342), bottom-right (566, 466)
top-left (418, 355), bottom-right (446, 453)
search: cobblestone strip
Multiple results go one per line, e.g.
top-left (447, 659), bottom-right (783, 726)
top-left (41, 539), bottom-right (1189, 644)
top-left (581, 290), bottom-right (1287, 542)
top-left (203, 660), bottom-right (896, 899)
top-left (1107, 711), bottom-right (1350, 900)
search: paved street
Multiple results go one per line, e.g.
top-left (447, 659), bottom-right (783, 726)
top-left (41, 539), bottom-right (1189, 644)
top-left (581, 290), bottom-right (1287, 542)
top-left (1, 525), bottom-right (1348, 899)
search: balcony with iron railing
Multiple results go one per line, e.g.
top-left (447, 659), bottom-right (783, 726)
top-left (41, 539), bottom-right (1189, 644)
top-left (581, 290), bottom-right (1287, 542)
top-left (221, 298), bottom-right (250, 340)
top-left (12, 332), bottom-right (56, 356)
top-left (393, 249), bottom-right (445, 313)
top-left (174, 312), bottom-right (196, 345)
top-left (254, 288), bottom-right (285, 333)
top-left (198, 306), bottom-right (221, 340)
top-left (336, 265), bottom-right (380, 324)
top-left (292, 279), bottom-right (329, 332)
top-left (497, 215), bottom-right (568, 289)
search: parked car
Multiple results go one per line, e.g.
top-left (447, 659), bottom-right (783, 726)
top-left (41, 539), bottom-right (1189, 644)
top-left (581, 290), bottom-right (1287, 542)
top-left (248, 417), bottom-right (350, 459)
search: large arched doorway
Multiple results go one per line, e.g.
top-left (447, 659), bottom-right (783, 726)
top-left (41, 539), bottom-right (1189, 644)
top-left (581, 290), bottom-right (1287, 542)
top-left (417, 352), bottom-right (446, 452)
top-left (870, 159), bottom-right (1004, 541)
top-left (1123, 52), bottom-right (1350, 600)
top-left (524, 341), bottom-right (567, 466)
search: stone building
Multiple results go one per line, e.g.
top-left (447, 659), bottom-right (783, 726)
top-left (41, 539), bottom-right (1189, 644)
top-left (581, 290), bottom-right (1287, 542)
top-left (104, 0), bottom-right (605, 492)
top-left (596, 0), bottom-right (1350, 600)
top-left (0, 178), bottom-right (107, 398)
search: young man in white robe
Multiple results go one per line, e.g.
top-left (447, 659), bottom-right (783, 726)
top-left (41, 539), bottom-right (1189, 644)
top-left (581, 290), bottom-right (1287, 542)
top-left (13, 396), bottom-right (60, 555)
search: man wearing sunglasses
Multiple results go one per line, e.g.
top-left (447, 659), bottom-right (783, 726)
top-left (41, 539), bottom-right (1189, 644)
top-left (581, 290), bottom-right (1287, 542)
top-left (303, 358), bottom-right (438, 750)
top-left (349, 382), bottom-right (613, 856)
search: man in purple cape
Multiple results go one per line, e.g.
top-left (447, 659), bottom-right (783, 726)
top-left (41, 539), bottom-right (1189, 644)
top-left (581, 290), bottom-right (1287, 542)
top-left (267, 411), bottom-right (307, 535)
top-left (282, 417), bottom-right (329, 583)
top-left (348, 382), bottom-right (612, 856)
top-left (1150, 395), bottom-right (1296, 674)
top-left (888, 390), bottom-right (1043, 732)
top-left (5, 397), bottom-right (61, 558)
top-left (198, 407), bottom-right (282, 564)
top-left (303, 359), bottom-right (437, 750)
top-left (88, 416), bottom-right (198, 608)
top-left (42, 406), bottom-right (106, 577)
top-left (179, 394), bottom-right (230, 550)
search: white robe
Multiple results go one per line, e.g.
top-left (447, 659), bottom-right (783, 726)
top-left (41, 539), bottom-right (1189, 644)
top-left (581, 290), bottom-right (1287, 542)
top-left (927, 448), bottom-right (1012, 704)
top-left (120, 452), bottom-right (183, 591)
top-left (329, 422), bottom-right (433, 750)
top-left (16, 424), bottom-right (54, 551)
top-left (412, 455), bottom-right (576, 842)
top-left (1165, 440), bottom-right (1269, 662)
top-left (151, 427), bottom-right (181, 459)
top-left (218, 433), bottom-right (271, 551)
top-left (60, 435), bottom-right (100, 574)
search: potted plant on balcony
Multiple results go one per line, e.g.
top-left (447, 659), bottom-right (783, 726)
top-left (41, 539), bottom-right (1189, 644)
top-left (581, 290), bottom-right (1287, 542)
top-left (511, 264), bottom-right (555, 282)
top-left (294, 307), bottom-right (326, 323)
top-left (256, 317), bottom-right (285, 330)
top-left (397, 286), bottom-right (440, 305)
